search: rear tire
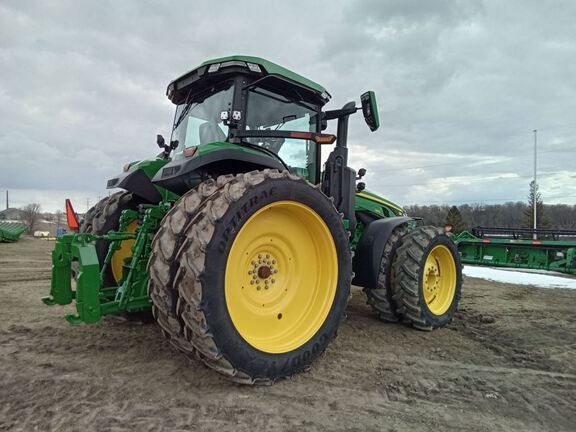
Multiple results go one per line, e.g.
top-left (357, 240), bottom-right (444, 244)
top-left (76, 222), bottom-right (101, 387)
top-left (149, 170), bottom-right (351, 384)
top-left (392, 226), bottom-right (462, 330)
top-left (147, 175), bottom-right (237, 352)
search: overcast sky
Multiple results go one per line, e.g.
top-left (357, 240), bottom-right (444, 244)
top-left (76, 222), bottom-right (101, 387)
top-left (1, 0), bottom-right (575, 212)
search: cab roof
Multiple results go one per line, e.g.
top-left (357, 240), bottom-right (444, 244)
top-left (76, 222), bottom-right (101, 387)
top-left (202, 56), bottom-right (328, 94)
top-left (167, 55), bottom-right (331, 105)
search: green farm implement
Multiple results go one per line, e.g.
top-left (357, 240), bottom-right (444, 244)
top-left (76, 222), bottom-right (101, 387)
top-left (0, 222), bottom-right (27, 242)
top-left (44, 56), bottom-right (462, 383)
top-left (453, 227), bottom-right (576, 275)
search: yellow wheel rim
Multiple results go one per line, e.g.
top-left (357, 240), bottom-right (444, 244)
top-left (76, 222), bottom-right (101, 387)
top-left (225, 201), bottom-right (338, 354)
top-left (111, 220), bottom-right (138, 283)
top-left (423, 244), bottom-right (457, 315)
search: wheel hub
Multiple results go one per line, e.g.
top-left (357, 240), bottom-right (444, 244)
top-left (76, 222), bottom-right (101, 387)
top-left (258, 264), bottom-right (272, 280)
top-left (225, 200), bottom-right (338, 353)
top-left (422, 245), bottom-right (457, 315)
top-left (425, 265), bottom-right (440, 295)
top-left (248, 253), bottom-right (278, 291)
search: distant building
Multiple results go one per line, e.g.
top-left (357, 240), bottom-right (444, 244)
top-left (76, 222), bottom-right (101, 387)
top-left (0, 208), bottom-right (22, 221)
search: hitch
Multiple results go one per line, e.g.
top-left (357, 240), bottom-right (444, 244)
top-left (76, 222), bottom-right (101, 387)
top-left (42, 204), bottom-right (169, 324)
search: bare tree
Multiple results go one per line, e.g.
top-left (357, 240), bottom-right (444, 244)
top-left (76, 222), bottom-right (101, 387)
top-left (20, 203), bottom-right (42, 233)
top-left (55, 210), bottom-right (64, 228)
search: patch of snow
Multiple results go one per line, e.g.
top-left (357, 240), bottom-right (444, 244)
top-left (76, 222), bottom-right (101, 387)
top-left (463, 265), bottom-right (576, 289)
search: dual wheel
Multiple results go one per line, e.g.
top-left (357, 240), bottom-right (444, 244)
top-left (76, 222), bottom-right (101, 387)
top-left (147, 170), bottom-right (351, 383)
top-left (365, 225), bottom-right (462, 330)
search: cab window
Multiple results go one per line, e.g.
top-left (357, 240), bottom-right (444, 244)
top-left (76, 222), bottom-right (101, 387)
top-left (245, 87), bottom-right (319, 182)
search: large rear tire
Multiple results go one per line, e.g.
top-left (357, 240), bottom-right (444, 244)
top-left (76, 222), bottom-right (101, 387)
top-left (392, 226), bottom-right (462, 330)
top-left (147, 175), bottom-right (236, 352)
top-left (148, 170), bottom-right (351, 383)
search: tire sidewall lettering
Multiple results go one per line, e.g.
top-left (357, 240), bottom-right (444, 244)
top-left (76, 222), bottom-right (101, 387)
top-left (217, 187), bottom-right (276, 253)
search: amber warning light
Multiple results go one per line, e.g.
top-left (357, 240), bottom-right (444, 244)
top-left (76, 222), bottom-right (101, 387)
top-left (65, 199), bottom-right (80, 231)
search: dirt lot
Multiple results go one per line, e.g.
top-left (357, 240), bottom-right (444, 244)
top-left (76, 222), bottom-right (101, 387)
top-left (1, 237), bottom-right (575, 432)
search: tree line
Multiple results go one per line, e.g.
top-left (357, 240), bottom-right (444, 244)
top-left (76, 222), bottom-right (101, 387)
top-left (404, 182), bottom-right (575, 232)
top-left (404, 202), bottom-right (576, 232)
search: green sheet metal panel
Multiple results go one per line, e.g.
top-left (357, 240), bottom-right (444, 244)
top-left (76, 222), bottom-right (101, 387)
top-left (453, 231), bottom-right (576, 275)
top-left (0, 222), bottom-right (27, 242)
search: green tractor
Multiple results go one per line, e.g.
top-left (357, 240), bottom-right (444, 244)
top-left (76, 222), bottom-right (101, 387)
top-left (44, 56), bottom-right (462, 384)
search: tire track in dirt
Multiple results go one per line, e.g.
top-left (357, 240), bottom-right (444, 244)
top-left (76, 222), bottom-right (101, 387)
top-left (2, 238), bottom-right (576, 431)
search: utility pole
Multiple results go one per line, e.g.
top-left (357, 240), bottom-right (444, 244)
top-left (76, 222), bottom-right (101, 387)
top-left (5, 190), bottom-right (8, 210)
top-left (533, 129), bottom-right (537, 239)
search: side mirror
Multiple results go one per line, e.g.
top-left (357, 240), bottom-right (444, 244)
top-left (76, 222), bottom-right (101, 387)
top-left (360, 91), bottom-right (380, 132)
top-left (157, 134), bottom-right (165, 148)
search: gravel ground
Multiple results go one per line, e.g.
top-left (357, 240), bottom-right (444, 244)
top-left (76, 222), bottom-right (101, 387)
top-left (1, 237), bottom-right (575, 432)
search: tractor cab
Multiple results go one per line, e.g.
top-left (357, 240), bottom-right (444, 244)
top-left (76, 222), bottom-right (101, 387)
top-left (164, 56), bottom-right (331, 184)
top-left (155, 56), bottom-right (380, 236)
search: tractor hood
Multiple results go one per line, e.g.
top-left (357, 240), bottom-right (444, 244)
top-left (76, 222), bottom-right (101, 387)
top-left (355, 190), bottom-right (405, 218)
top-left (106, 158), bottom-right (177, 203)
top-left (151, 142), bottom-right (284, 195)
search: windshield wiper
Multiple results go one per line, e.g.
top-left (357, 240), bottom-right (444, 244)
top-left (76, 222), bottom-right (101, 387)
top-left (173, 101), bottom-right (197, 130)
top-left (274, 114), bottom-right (297, 131)
top-left (172, 84), bottom-right (225, 131)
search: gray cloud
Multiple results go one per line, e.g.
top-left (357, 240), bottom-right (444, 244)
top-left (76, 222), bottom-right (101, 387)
top-left (0, 0), bottom-right (574, 212)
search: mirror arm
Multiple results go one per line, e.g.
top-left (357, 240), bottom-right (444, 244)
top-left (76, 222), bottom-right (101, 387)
top-left (335, 101), bottom-right (357, 149)
top-left (323, 106), bottom-right (359, 121)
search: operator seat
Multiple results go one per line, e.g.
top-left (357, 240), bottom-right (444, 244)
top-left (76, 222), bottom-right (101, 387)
top-left (199, 121), bottom-right (227, 144)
